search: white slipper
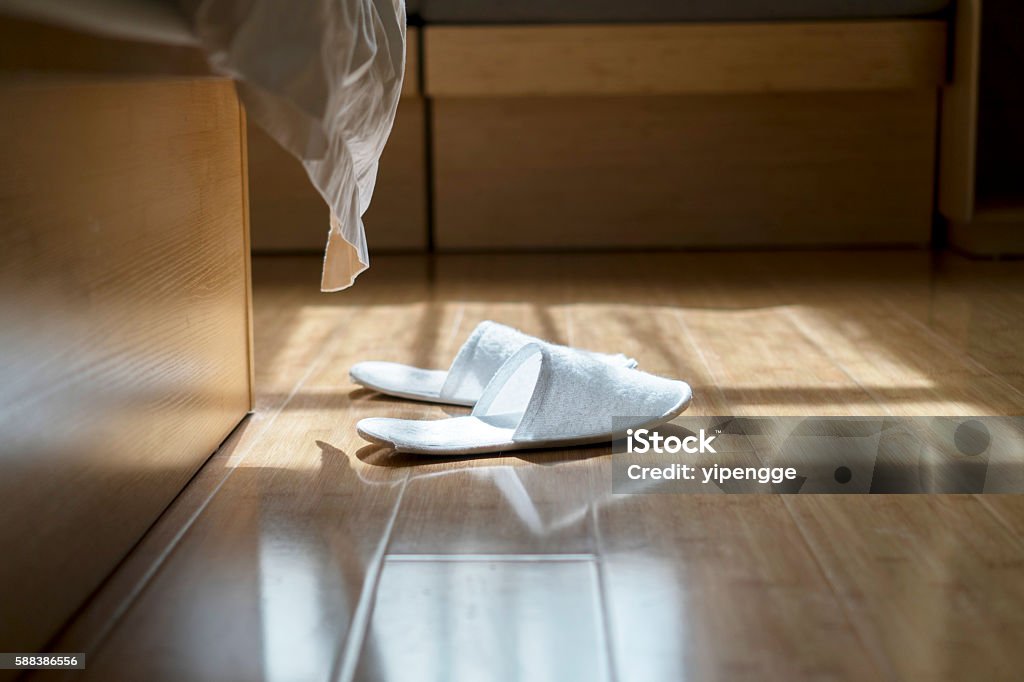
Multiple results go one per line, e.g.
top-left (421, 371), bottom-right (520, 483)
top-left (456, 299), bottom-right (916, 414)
top-left (357, 343), bottom-right (691, 455)
top-left (349, 320), bottom-right (637, 406)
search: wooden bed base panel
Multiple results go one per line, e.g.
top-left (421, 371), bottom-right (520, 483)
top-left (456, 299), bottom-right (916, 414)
top-left (423, 21), bottom-right (948, 97)
top-left (432, 91), bottom-right (939, 250)
top-left (424, 19), bottom-right (947, 250)
top-left (0, 77), bottom-right (253, 660)
top-left (246, 20), bottom-right (949, 252)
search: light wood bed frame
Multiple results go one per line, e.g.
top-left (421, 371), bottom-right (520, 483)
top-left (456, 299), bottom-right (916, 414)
top-left (0, 16), bottom-right (254, 662)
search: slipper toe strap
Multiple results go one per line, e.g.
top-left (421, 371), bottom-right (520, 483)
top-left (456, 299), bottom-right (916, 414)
top-left (439, 321), bottom-right (534, 404)
top-left (474, 344), bottom-right (691, 443)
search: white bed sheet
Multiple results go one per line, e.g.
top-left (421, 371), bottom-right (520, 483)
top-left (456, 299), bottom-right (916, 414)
top-left (181, 0), bottom-right (406, 291)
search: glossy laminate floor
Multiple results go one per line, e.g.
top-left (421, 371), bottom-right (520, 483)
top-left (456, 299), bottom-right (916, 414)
top-left (39, 251), bottom-right (1024, 682)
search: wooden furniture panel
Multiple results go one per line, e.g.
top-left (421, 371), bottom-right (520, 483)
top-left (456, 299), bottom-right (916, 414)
top-left (938, 0), bottom-right (981, 223)
top-left (424, 21), bottom-right (947, 97)
top-left (975, 0), bottom-right (1024, 210)
top-left (433, 92), bottom-right (938, 250)
top-left (0, 77), bottom-right (253, 658)
top-left (939, 0), bottom-right (1024, 254)
top-left (946, 206), bottom-right (1024, 254)
top-left (403, 26), bottom-right (420, 97)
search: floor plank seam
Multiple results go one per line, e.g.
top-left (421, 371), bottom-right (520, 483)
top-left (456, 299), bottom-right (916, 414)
top-left (332, 471), bottom-right (410, 682)
top-left (384, 553), bottom-right (598, 562)
top-left (590, 502), bottom-right (619, 682)
top-left (670, 308), bottom-right (730, 407)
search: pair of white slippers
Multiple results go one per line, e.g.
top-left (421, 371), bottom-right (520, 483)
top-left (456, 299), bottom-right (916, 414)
top-left (351, 321), bottom-right (693, 455)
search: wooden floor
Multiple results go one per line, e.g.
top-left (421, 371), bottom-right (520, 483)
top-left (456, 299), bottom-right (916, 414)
top-left (39, 251), bottom-right (1024, 681)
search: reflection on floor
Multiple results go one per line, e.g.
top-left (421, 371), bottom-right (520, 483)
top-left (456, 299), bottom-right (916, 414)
top-left (43, 252), bottom-right (1024, 681)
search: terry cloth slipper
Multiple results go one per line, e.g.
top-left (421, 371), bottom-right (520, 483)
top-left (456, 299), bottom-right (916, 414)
top-left (357, 343), bottom-right (691, 455)
top-left (349, 320), bottom-right (637, 406)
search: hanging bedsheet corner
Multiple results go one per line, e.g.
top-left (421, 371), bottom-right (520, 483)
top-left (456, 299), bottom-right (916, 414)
top-left (180, 0), bottom-right (407, 291)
